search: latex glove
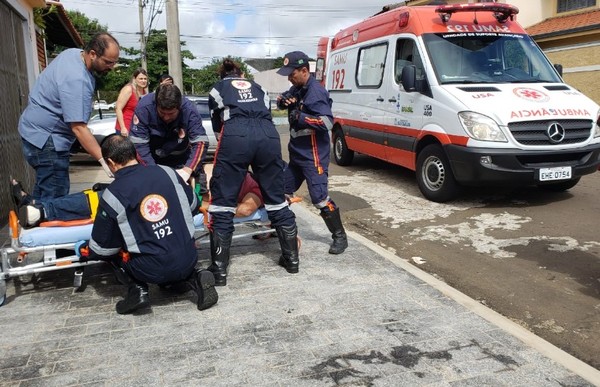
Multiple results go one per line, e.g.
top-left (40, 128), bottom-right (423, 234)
top-left (176, 168), bottom-right (191, 183)
top-left (74, 240), bottom-right (89, 260)
top-left (98, 158), bottom-right (114, 178)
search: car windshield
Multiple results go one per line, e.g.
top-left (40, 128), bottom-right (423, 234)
top-left (423, 32), bottom-right (562, 85)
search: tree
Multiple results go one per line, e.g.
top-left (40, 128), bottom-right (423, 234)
top-left (190, 57), bottom-right (254, 95)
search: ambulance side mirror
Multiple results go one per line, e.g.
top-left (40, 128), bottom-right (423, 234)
top-left (401, 65), bottom-right (417, 92)
top-left (554, 63), bottom-right (563, 77)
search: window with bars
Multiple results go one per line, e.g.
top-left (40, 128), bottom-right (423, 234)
top-left (557, 0), bottom-right (596, 13)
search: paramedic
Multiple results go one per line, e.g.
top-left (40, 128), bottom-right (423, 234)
top-left (18, 32), bottom-right (120, 201)
top-left (208, 58), bottom-right (298, 286)
top-left (129, 83), bottom-right (209, 188)
top-left (276, 51), bottom-right (348, 254)
top-left (76, 134), bottom-right (218, 314)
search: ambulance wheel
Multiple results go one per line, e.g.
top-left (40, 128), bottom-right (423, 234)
top-left (333, 129), bottom-right (354, 166)
top-left (416, 144), bottom-right (460, 203)
top-left (537, 177), bottom-right (580, 192)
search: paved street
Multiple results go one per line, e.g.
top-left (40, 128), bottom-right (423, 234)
top-left (1, 164), bottom-right (599, 386)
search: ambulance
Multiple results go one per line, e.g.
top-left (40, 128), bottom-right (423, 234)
top-left (316, 2), bottom-right (600, 202)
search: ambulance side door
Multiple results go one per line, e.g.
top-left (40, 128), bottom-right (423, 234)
top-left (383, 37), bottom-right (427, 168)
top-left (332, 41), bottom-right (389, 159)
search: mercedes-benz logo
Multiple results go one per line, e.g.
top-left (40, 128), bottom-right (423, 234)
top-left (547, 122), bottom-right (565, 143)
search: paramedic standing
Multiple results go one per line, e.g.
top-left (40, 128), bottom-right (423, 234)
top-left (129, 83), bottom-right (209, 186)
top-left (208, 58), bottom-right (299, 286)
top-left (276, 51), bottom-right (348, 254)
top-left (78, 134), bottom-right (218, 314)
top-left (18, 32), bottom-right (120, 201)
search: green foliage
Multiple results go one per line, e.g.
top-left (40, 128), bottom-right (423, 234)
top-left (33, 6), bottom-right (57, 31)
top-left (66, 10), bottom-right (108, 48)
top-left (189, 56), bottom-right (254, 95)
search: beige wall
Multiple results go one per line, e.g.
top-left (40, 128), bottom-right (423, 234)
top-left (545, 46), bottom-right (600, 104)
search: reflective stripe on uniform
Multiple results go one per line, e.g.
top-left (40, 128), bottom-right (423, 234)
top-left (102, 189), bottom-right (141, 253)
top-left (159, 165), bottom-right (196, 238)
top-left (265, 201), bottom-right (289, 212)
top-left (314, 196), bottom-right (331, 209)
top-left (88, 239), bottom-right (120, 257)
top-left (208, 204), bottom-right (236, 214)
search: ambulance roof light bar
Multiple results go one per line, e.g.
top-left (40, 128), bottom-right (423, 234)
top-left (436, 3), bottom-right (519, 24)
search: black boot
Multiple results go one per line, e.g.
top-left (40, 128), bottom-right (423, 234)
top-left (207, 231), bottom-right (232, 286)
top-left (194, 269), bottom-right (218, 310)
top-left (275, 224), bottom-right (299, 273)
top-left (111, 263), bottom-right (150, 314)
top-left (321, 208), bottom-right (348, 255)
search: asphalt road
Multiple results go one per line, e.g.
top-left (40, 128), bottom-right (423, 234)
top-left (277, 129), bottom-right (600, 370)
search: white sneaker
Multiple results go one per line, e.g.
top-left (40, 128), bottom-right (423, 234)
top-left (18, 204), bottom-right (44, 228)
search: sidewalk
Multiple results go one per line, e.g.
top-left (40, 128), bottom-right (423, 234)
top-left (1, 167), bottom-right (599, 386)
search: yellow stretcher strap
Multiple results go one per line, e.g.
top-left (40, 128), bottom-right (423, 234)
top-left (83, 189), bottom-right (100, 219)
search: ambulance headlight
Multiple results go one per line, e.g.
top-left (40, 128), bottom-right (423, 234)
top-left (594, 109), bottom-right (600, 138)
top-left (458, 112), bottom-right (507, 142)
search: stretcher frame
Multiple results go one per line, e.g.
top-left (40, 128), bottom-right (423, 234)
top-left (0, 207), bottom-right (278, 306)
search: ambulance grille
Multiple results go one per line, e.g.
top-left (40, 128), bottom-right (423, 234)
top-left (508, 119), bottom-right (593, 146)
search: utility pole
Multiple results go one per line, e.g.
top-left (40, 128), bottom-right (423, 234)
top-left (138, 0), bottom-right (147, 70)
top-left (165, 0), bottom-right (183, 91)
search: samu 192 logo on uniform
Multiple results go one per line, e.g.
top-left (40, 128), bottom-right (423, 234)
top-left (231, 80), bottom-right (252, 90)
top-left (140, 194), bottom-right (168, 222)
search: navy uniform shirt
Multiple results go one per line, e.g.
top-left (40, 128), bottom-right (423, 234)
top-left (285, 76), bottom-right (334, 168)
top-left (209, 76), bottom-right (272, 132)
top-left (89, 164), bottom-right (199, 284)
top-left (130, 94), bottom-right (209, 173)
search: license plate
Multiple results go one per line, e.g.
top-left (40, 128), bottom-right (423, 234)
top-left (539, 166), bottom-right (572, 181)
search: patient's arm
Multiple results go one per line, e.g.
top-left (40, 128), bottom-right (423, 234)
top-left (235, 193), bottom-right (262, 218)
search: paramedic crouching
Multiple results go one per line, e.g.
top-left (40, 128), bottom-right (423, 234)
top-left (77, 135), bottom-right (218, 314)
top-left (276, 51), bottom-right (348, 254)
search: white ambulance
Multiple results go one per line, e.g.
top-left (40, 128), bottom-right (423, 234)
top-left (316, 2), bottom-right (600, 202)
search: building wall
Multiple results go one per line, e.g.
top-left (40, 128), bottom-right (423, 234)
top-left (545, 45), bottom-right (600, 103)
top-left (0, 0), bottom-right (41, 227)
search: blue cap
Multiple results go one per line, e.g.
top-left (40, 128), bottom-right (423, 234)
top-left (277, 51), bottom-right (310, 76)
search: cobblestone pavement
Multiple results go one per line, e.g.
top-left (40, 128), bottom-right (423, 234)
top-left (1, 175), bottom-right (599, 386)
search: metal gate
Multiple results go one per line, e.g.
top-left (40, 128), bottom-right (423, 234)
top-left (0, 0), bottom-right (33, 228)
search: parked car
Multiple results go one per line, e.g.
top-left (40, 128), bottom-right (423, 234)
top-left (70, 112), bottom-right (117, 154)
top-left (185, 95), bottom-right (218, 155)
top-left (93, 100), bottom-right (114, 110)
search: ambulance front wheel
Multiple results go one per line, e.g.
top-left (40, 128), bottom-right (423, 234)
top-left (333, 129), bottom-right (354, 166)
top-left (416, 144), bottom-right (460, 203)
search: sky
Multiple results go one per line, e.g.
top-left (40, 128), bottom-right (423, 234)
top-left (58, 0), bottom-right (397, 69)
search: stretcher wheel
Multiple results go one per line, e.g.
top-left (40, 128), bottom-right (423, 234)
top-left (73, 269), bottom-right (84, 289)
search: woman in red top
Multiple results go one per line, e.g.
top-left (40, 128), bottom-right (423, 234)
top-left (115, 68), bottom-right (148, 136)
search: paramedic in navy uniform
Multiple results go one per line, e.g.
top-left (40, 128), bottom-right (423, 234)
top-left (79, 134), bottom-right (218, 314)
top-left (129, 83), bottom-right (209, 186)
top-left (276, 51), bottom-right (348, 255)
top-left (207, 58), bottom-right (299, 286)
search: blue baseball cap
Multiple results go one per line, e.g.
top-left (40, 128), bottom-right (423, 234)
top-left (277, 51), bottom-right (310, 76)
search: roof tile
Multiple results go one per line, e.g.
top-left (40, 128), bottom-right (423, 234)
top-left (526, 8), bottom-right (600, 36)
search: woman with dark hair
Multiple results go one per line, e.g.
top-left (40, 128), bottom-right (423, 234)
top-left (115, 68), bottom-right (148, 136)
top-left (207, 58), bottom-right (299, 286)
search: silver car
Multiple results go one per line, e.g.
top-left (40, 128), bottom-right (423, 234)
top-left (185, 95), bottom-right (218, 155)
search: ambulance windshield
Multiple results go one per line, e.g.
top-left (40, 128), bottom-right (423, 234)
top-left (422, 32), bottom-right (562, 85)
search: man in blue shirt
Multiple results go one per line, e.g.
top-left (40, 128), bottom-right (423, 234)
top-left (18, 32), bottom-right (120, 201)
top-left (277, 51), bottom-right (348, 255)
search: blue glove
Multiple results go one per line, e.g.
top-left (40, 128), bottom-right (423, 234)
top-left (74, 240), bottom-right (89, 260)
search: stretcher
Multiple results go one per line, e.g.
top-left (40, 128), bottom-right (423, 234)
top-left (0, 207), bottom-right (275, 306)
